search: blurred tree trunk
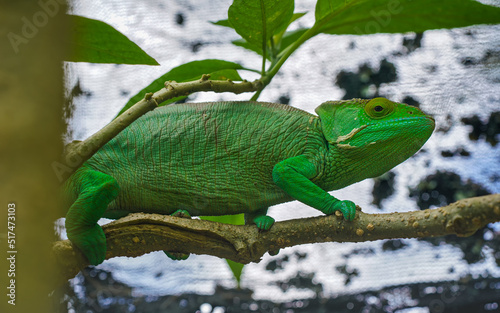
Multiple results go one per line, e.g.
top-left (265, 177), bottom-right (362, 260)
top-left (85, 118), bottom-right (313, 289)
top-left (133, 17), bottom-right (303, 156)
top-left (0, 1), bottom-right (67, 312)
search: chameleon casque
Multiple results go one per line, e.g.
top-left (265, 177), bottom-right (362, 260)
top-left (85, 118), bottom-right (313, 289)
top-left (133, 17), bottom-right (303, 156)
top-left (63, 98), bottom-right (435, 265)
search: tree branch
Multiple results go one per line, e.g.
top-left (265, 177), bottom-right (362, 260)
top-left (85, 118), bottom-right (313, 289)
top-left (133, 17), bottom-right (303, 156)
top-left (53, 194), bottom-right (500, 282)
top-left (54, 77), bottom-right (263, 182)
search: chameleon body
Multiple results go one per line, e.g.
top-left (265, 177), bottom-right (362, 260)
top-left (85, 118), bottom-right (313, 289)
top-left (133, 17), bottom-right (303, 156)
top-left (63, 98), bottom-right (435, 265)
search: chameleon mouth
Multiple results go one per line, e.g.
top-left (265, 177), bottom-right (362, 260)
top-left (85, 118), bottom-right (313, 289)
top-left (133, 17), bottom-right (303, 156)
top-left (363, 115), bottom-right (435, 134)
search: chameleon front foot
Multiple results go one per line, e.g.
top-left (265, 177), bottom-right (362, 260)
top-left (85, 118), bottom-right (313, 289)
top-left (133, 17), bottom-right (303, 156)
top-left (253, 215), bottom-right (275, 231)
top-left (326, 200), bottom-right (356, 221)
top-left (245, 210), bottom-right (275, 231)
top-left (67, 223), bottom-right (107, 266)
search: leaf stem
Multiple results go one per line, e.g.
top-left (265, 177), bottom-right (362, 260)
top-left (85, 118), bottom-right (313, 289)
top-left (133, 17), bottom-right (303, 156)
top-left (260, 0), bottom-right (267, 76)
top-left (261, 24), bottom-right (320, 87)
top-left (258, 1), bottom-right (358, 89)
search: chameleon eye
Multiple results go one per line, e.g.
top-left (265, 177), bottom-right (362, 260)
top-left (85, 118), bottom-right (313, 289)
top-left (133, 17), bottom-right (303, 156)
top-left (365, 98), bottom-right (395, 119)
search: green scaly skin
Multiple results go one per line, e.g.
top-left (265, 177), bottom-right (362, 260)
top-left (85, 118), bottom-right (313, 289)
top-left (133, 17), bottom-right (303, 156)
top-left (63, 98), bottom-right (435, 265)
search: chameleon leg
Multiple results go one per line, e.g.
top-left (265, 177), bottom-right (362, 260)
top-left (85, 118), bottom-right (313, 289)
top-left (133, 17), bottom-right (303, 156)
top-left (170, 209), bottom-right (191, 219)
top-left (245, 208), bottom-right (275, 231)
top-left (245, 208), bottom-right (279, 255)
top-left (163, 209), bottom-right (191, 260)
top-left (273, 155), bottom-right (356, 221)
top-left (65, 168), bottom-right (119, 265)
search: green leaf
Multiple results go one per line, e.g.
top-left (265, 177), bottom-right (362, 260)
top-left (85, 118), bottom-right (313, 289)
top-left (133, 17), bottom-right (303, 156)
top-left (289, 12), bottom-right (308, 24)
top-left (209, 69), bottom-right (243, 81)
top-left (66, 15), bottom-right (159, 65)
top-left (210, 13), bottom-right (307, 60)
top-left (115, 59), bottom-right (244, 118)
top-left (200, 214), bottom-right (245, 225)
top-left (278, 28), bottom-right (309, 56)
top-left (211, 19), bottom-right (233, 28)
top-left (315, 0), bottom-right (350, 21)
top-left (272, 12), bottom-right (308, 51)
top-left (232, 28), bottom-right (309, 60)
top-left (157, 59), bottom-right (244, 82)
top-left (315, 0), bottom-right (500, 36)
top-left (232, 39), bottom-right (263, 56)
top-left (226, 259), bottom-right (245, 286)
top-left (200, 214), bottom-right (246, 285)
top-left (228, 0), bottom-right (295, 53)
top-left (230, 11), bottom-right (309, 60)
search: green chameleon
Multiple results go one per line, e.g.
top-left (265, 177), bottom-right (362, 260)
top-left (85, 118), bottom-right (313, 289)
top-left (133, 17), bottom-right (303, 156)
top-left (63, 98), bottom-right (435, 265)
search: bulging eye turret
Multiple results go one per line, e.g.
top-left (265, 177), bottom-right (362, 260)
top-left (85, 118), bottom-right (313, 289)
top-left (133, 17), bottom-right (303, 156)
top-left (365, 98), bottom-right (395, 119)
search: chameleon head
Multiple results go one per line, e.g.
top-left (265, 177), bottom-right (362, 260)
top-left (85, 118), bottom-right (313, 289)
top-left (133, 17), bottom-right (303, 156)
top-left (316, 97), bottom-right (435, 178)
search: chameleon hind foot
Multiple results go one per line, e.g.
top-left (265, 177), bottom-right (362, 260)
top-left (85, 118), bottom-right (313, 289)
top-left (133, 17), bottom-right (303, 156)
top-left (269, 248), bottom-right (280, 256)
top-left (64, 167), bottom-right (119, 265)
top-left (164, 209), bottom-right (192, 260)
top-left (164, 251), bottom-right (189, 261)
top-left (67, 223), bottom-right (107, 266)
